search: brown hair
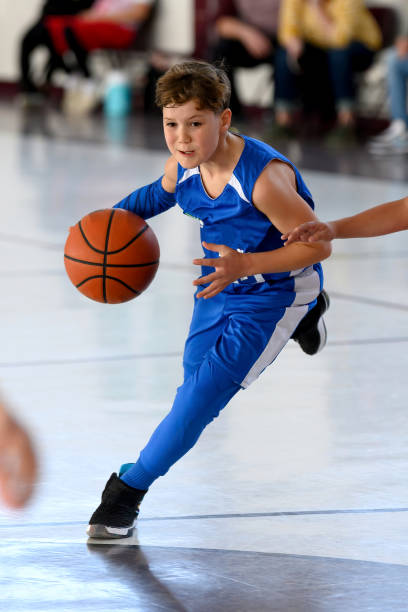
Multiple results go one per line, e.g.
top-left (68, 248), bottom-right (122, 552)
top-left (155, 60), bottom-right (231, 114)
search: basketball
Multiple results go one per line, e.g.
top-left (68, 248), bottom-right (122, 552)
top-left (64, 208), bottom-right (160, 304)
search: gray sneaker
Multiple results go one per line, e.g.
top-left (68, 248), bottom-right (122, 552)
top-left (368, 121), bottom-right (408, 154)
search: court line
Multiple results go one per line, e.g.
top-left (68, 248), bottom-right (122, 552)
top-left (0, 352), bottom-right (183, 368)
top-left (1, 232), bottom-right (408, 261)
top-left (329, 291), bottom-right (408, 312)
top-left (0, 335), bottom-right (408, 369)
top-left (1, 506), bottom-right (408, 530)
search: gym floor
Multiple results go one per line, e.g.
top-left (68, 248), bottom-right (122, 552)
top-left (0, 101), bottom-right (407, 611)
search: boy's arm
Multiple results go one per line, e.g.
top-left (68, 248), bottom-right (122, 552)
top-left (246, 160), bottom-right (332, 271)
top-left (282, 196), bottom-right (408, 244)
top-left (193, 161), bottom-right (331, 299)
top-left (114, 156), bottom-right (178, 219)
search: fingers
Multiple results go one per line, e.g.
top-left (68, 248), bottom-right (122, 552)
top-left (281, 230), bottom-right (304, 245)
top-left (281, 222), bottom-right (321, 245)
top-left (201, 241), bottom-right (222, 253)
top-left (202, 241), bottom-right (232, 255)
top-left (192, 258), bottom-right (218, 268)
top-left (193, 272), bottom-right (216, 286)
top-left (196, 282), bottom-right (224, 299)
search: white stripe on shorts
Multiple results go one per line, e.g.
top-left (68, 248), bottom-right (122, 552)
top-left (240, 267), bottom-right (321, 388)
top-left (240, 304), bottom-right (308, 388)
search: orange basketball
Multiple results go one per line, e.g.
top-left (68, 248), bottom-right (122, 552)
top-left (64, 209), bottom-right (160, 304)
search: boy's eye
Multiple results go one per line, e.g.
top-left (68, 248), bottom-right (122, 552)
top-left (191, 122), bottom-right (202, 127)
top-left (165, 122), bottom-right (176, 128)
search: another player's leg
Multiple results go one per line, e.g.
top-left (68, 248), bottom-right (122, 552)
top-left (291, 289), bottom-right (330, 355)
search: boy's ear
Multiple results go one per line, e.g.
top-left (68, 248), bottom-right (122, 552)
top-left (220, 108), bottom-right (232, 131)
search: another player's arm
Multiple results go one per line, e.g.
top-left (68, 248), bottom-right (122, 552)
top-left (282, 196), bottom-right (408, 244)
top-left (114, 156), bottom-right (177, 218)
top-left (193, 161), bottom-right (331, 298)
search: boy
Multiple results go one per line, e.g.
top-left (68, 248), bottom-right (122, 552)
top-left (87, 60), bottom-right (331, 539)
top-left (281, 196), bottom-right (408, 243)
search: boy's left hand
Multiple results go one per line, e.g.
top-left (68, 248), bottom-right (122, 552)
top-left (192, 242), bottom-right (247, 298)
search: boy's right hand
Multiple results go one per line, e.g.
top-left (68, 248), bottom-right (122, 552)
top-left (281, 221), bottom-right (335, 245)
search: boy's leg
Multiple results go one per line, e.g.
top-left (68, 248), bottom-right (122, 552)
top-left (87, 357), bottom-right (241, 538)
top-left (87, 297), bottom-right (309, 538)
top-left (182, 292), bottom-right (229, 381)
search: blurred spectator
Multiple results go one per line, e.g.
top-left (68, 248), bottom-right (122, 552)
top-left (45, 0), bottom-right (154, 114)
top-left (368, 7), bottom-right (408, 154)
top-left (19, 0), bottom-right (94, 105)
top-left (211, 0), bottom-right (282, 117)
top-left (0, 401), bottom-right (37, 509)
top-left (275, 0), bottom-right (382, 140)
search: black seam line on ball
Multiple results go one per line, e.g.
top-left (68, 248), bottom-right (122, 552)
top-left (108, 225), bottom-right (149, 254)
top-left (76, 275), bottom-right (141, 295)
top-left (78, 220), bottom-right (149, 255)
top-left (103, 210), bottom-right (115, 302)
top-left (64, 254), bottom-right (159, 267)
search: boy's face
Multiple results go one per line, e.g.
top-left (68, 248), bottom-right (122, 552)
top-left (162, 99), bottom-right (230, 168)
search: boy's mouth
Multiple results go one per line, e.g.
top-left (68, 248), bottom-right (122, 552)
top-left (179, 150), bottom-right (195, 156)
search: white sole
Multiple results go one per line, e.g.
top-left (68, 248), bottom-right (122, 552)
top-left (86, 524), bottom-right (134, 539)
top-left (316, 317), bottom-right (327, 353)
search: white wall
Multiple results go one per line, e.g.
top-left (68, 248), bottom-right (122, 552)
top-left (0, 0), bottom-right (194, 81)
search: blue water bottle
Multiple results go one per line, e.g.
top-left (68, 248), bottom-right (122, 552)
top-left (104, 70), bottom-right (132, 118)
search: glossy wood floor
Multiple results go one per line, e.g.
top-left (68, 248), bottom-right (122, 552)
top-left (0, 101), bottom-right (407, 611)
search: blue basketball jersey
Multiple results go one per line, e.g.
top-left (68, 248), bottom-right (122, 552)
top-left (175, 134), bottom-right (323, 295)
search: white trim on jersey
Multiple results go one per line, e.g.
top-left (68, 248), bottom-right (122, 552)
top-left (229, 174), bottom-right (250, 203)
top-left (179, 167), bottom-right (200, 184)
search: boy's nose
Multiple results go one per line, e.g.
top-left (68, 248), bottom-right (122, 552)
top-left (178, 128), bottom-right (191, 143)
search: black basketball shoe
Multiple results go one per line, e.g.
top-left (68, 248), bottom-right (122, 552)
top-left (292, 290), bottom-right (330, 355)
top-left (87, 473), bottom-right (147, 539)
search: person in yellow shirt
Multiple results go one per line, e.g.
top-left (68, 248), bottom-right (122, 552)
top-left (274, 0), bottom-right (382, 139)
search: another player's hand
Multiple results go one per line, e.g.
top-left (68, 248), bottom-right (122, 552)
top-left (281, 221), bottom-right (335, 245)
top-left (193, 242), bottom-right (247, 298)
top-left (0, 408), bottom-right (37, 509)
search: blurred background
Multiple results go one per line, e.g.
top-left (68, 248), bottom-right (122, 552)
top-left (0, 0), bottom-right (406, 155)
